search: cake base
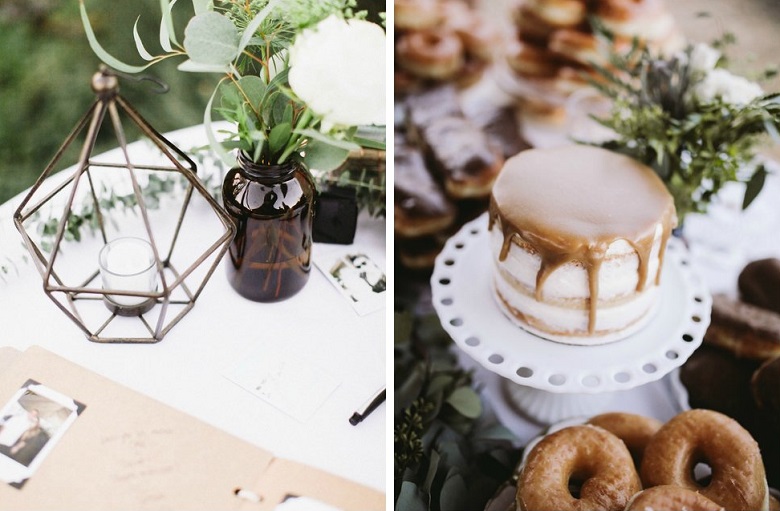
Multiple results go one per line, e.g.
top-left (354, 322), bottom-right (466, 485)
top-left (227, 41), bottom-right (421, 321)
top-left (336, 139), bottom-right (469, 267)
top-left (491, 283), bottom-right (662, 346)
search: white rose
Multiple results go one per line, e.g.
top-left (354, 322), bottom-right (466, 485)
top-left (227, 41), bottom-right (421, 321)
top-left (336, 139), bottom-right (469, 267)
top-left (692, 68), bottom-right (763, 105)
top-left (688, 43), bottom-right (720, 73)
top-left (289, 15), bottom-right (385, 127)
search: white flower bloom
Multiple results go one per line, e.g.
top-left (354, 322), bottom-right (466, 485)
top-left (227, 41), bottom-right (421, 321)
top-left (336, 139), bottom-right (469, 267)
top-left (692, 68), bottom-right (763, 105)
top-left (688, 43), bottom-right (720, 73)
top-left (289, 15), bottom-right (385, 127)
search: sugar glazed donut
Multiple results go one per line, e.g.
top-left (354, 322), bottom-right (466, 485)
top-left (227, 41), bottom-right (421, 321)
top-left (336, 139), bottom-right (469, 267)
top-left (396, 29), bottom-right (464, 80)
top-left (625, 486), bottom-right (724, 511)
top-left (394, 0), bottom-right (442, 31)
top-left (517, 424), bottom-right (641, 511)
top-left (640, 409), bottom-right (769, 510)
top-left (587, 412), bottom-right (662, 469)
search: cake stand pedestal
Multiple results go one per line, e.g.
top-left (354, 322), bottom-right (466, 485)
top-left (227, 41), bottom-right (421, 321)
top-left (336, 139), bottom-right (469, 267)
top-left (431, 214), bottom-right (712, 425)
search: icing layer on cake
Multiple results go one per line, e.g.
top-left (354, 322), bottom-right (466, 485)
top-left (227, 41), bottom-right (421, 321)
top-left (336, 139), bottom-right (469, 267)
top-left (489, 145), bottom-right (676, 338)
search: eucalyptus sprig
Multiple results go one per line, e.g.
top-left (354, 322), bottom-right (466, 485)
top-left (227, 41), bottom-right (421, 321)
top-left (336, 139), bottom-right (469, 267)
top-left (394, 311), bottom-right (520, 511)
top-left (587, 30), bottom-right (780, 221)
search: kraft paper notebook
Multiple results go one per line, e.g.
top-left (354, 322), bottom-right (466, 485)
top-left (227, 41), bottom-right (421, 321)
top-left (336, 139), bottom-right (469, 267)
top-left (0, 346), bottom-right (384, 510)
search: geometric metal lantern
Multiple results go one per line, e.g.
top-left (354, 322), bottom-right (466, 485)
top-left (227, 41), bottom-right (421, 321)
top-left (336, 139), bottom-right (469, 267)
top-left (13, 67), bottom-right (236, 343)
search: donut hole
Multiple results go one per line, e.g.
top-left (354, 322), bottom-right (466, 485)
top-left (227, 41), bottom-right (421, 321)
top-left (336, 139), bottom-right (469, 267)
top-left (691, 459), bottom-right (713, 487)
top-left (517, 367), bottom-right (533, 378)
top-left (449, 317), bottom-right (463, 327)
top-left (567, 468), bottom-right (593, 499)
top-left (465, 336), bottom-right (480, 346)
top-left (440, 297), bottom-right (453, 306)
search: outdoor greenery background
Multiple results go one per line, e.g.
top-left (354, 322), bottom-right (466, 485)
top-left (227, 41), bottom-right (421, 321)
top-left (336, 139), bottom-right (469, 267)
top-left (0, 0), bottom-right (383, 205)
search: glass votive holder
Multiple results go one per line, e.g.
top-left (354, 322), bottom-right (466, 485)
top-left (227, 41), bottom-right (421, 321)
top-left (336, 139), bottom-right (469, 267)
top-left (98, 237), bottom-right (158, 316)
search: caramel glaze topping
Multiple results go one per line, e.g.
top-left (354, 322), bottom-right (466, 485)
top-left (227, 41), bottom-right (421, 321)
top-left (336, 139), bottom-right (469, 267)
top-left (488, 146), bottom-right (676, 334)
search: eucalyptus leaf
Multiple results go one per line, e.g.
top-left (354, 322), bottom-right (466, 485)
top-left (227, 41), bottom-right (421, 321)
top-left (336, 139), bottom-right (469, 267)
top-left (303, 140), bottom-right (350, 172)
top-left (177, 59), bottom-right (230, 73)
top-left (446, 387), bottom-right (482, 419)
top-left (271, 94), bottom-right (291, 126)
top-left (742, 164), bottom-right (767, 210)
top-left (395, 364), bottom-right (426, 416)
top-left (159, 0), bottom-right (179, 52)
top-left (352, 136), bottom-right (386, 150)
top-left (295, 129), bottom-right (360, 151)
top-left (439, 472), bottom-right (469, 511)
top-left (395, 482), bottom-right (428, 511)
top-left (268, 122), bottom-right (291, 156)
top-left (474, 424), bottom-right (518, 443)
top-left (234, 75), bottom-right (267, 113)
top-left (191, 0), bottom-right (209, 14)
top-left (183, 12), bottom-right (239, 65)
top-left (133, 17), bottom-right (156, 61)
top-left (421, 449), bottom-right (440, 495)
top-left (204, 79), bottom-right (236, 167)
top-left (79, 0), bottom-right (155, 74)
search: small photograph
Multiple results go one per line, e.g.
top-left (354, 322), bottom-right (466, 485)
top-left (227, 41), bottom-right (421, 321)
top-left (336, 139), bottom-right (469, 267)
top-left (319, 251), bottom-right (386, 316)
top-left (0, 380), bottom-right (84, 488)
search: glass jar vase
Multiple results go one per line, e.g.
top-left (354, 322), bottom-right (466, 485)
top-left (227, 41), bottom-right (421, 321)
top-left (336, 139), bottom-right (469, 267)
top-left (222, 152), bottom-right (316, 302)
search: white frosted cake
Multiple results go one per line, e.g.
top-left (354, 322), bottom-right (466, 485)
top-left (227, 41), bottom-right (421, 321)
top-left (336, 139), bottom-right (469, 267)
top-left (488, 146), bottom-right (677, 344)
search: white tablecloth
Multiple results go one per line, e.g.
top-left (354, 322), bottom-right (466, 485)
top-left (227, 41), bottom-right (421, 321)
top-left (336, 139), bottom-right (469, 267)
top-left (0, 124), bottom-right (386, 493)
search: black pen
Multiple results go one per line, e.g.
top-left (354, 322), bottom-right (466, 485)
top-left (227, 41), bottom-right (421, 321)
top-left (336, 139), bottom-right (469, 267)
top-left (349, 387), bottom-right (386, 425)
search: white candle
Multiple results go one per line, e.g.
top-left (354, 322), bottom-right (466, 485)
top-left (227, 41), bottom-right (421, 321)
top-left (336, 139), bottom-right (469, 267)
top-left (98, 237), bottom-right (157, 307)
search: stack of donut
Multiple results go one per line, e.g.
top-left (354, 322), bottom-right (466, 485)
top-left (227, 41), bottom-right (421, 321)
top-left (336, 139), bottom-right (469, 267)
top-left (395, 85), bottom-right (529, 269)
top-left (506, 0), bottom-right (684, 118)
top-left (395, 0), bottom-right (498, 93)
top-left (517, 410), bottom-right (776, 511)
top-left (680, 257), bottom-right (780, 490)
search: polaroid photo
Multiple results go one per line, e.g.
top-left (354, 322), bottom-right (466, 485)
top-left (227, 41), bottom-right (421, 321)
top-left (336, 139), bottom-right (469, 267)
top-left (0, 380), bottom-right (85, 489)
top-left (316, 251), bottom-right (386, 316)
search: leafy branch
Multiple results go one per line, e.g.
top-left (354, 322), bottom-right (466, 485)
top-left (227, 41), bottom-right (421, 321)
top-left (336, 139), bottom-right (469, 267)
top-left (587, 29), bottom-right (780, 221)
top-left (394, 311), bottom-right (520, 511)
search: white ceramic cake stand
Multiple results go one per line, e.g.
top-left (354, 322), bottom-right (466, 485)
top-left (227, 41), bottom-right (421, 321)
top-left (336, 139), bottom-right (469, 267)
top-left (431, 214), bottom-right (712, 425)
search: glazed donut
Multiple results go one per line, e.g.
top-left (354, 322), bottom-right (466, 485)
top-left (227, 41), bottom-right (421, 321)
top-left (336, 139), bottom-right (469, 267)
top-left (396, 30), bottom-right (464, 80)
top-left (394, 0), bottom-right (443, 31)
top-left (739, 258), bottom-right (780, 315)
top-left (549, 30), bottom-right (605, 67)
top-left (703, 293), bottom-right (780, 361)
top-left (507, 41), bottom-right (562, 78)
top-left (452, 15), bottom-right (497, 62)
top-left (514, 4), bottom-right (558, 45)
top-left (525, 0), bottom-right (588, 28)
top-left (587, 412), bottom-right (662, 469)
top-left (640, 409), bottom-right (768, 511)
top-left (394, 135), bottom-right (456, 239)
top-left (625, 486), bottom-right (724, 511)
top-left (595, 0), bottom-right (676, 40)
top-left (517, 424), bottom-right (641, 511)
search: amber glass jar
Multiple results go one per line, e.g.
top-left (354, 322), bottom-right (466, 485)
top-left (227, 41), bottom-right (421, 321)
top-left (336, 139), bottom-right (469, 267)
top-left (222, 152), bottom-right (316, 302)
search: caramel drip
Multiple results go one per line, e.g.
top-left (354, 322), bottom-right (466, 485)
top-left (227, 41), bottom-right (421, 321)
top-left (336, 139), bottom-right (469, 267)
top-left (488, 146), bottom-right (677, 334)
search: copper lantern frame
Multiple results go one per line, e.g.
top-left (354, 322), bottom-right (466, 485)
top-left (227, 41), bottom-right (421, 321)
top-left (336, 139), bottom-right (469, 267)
top-left (13, 68), bottom-right (236, 343)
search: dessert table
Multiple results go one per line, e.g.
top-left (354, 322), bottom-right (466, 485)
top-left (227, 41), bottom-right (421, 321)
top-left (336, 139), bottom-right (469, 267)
top-left (0, 124), bottom-right (386, 494)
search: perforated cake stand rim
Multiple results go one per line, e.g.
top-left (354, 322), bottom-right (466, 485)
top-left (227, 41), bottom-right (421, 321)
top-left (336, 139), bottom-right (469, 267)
top-left (431, 213), bottom-right (712, 395)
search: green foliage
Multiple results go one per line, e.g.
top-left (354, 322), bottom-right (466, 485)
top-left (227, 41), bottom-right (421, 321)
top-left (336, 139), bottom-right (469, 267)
top-left (80, 0), bottom-right (377, 170)
top-left (589, 34), bottom-right (780, 222)
top-left (0, 0), bottom-right (210, 204)
top-left (31, 173), bottom-right (197, 254)
top-left (394, 310), bottom-right (520, 511)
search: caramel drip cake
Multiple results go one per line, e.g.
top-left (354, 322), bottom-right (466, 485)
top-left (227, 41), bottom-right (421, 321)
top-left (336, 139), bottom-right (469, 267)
top-left (488, 145), bottom-right (676, 344)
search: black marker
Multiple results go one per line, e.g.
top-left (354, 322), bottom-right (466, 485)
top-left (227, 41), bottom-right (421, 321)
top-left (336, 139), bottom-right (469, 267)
top-left (349, 387), bottom-right (386, 425)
